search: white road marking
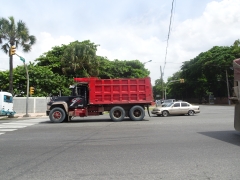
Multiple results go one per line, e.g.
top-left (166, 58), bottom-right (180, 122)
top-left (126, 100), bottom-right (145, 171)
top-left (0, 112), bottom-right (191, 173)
top-left (0, 119), bottom-right (46, 136)
top-left (0, 129), bottom-right (17, 131)
top-left (2, 123), bottom-right (35, 126)
top-left (0, 125), bottom-right (27, 128)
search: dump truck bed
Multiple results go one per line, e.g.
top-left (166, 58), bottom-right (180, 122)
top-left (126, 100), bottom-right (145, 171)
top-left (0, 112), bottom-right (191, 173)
top-left (74, 77), bottom-right (153, 105)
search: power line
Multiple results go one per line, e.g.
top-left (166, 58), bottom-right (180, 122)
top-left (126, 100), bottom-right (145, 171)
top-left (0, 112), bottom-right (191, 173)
top-left (162, 0), bottom-right (176, 76)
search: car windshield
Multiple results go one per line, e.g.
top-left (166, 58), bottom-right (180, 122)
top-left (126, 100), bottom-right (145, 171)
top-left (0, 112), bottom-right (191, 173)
top-left (166, 102), bottom-right (174, 107)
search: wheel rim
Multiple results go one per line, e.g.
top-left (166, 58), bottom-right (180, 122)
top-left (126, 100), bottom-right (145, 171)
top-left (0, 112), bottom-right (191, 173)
top-left (163, 111), bottom-right (168, 117)
top-left (113, 110), bottom-right (122, 118)
top-left (53, 111), bottom-right (62, 120)
top-left (189, 111), bottom-right (194, 115)
top-left (133, 109), bottom-right (141, 117)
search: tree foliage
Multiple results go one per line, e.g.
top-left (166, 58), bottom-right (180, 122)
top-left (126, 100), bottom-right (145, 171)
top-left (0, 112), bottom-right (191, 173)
top-left (0, 39), bottom-right (150, 97)
top-left (61, 40), bottom-right (99, 77)
top-left (163, 40), bottom-right (240, 101)
top-left (0, 16), bottom-right (36, 94)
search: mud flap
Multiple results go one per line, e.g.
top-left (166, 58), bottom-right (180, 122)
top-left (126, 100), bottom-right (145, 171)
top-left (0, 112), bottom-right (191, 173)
top-left (147, 105), bottom-right (151, 117)
top-left (234, 104), bottom-right (240, 131)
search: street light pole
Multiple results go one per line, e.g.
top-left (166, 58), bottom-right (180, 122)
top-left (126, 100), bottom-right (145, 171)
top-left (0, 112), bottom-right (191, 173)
top-left (226, 69), bottom-right (231, 105)
top-left (143, 60), bottom-right (152, 65)
top-left (15, 54), bottom-right (30, 117)
top-left (23, 61), bottom-right (30, 117)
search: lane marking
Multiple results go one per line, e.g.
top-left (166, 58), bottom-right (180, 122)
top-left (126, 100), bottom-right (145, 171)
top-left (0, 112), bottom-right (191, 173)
top-left (2, 123), bottom-right (35, 126)
top-left (0, 125), bottom-right (27, 128)
top-left (0, 119), bottom-right (46, 136)
top-left (0, 129), bottom-right (17, 131)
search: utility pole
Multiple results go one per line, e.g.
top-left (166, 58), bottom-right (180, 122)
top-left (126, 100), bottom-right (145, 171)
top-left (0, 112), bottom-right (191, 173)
top-left (226, 69), bottom-right (231, 105)
top-left (10, 46), bottom-right (30, 117)
top-left (160, 66), bottom-right (164, 99)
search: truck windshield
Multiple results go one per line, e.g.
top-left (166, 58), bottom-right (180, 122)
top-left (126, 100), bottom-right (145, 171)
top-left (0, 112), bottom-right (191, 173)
top-left (4, 95), bottom-right (13, 103)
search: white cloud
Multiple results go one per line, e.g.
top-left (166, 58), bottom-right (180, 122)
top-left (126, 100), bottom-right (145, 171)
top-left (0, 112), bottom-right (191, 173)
top-left (1, 0), bottom-right (240, 86)
top-left (88, 0), bottom-right (240, 84)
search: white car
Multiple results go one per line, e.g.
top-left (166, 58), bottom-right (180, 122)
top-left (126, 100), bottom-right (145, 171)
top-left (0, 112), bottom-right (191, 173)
top-left (151, 101), bottom-right (200, 117)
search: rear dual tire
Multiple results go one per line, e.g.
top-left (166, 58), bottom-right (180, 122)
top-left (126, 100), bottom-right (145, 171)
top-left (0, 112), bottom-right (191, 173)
top-left (109, 105), bottom-right (145, 121)
top-left (110, 106), bottom-right (125, 122)
top-left (129, 106), bottom-right (145, 121)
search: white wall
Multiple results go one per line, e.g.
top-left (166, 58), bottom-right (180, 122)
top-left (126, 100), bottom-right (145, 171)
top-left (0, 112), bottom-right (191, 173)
top-left (13, 97), bottom-right (50, 113)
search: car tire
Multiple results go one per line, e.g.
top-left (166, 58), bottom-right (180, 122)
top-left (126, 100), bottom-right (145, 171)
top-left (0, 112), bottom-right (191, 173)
top-left (49, 107), bottom-right (66, 123)
top-left (110, 106), bottom-right (125, 122)
top-left (162, 110), bottom-right (169, 117)
top-left (188, 110), bottom-right (195, 116)
top-left (129, 105), bottom-right (145, 121)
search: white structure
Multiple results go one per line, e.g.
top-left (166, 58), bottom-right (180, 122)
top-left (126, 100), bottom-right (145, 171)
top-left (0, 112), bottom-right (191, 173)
top-left (0, 91), bottom-right (15, 116)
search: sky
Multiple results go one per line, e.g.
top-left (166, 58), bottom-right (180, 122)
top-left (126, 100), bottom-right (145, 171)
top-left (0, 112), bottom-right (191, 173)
top-left (1, 0), bottom-right (240, 85)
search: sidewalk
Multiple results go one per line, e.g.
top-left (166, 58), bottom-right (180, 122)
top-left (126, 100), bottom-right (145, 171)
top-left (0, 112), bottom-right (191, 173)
top-left (15, 113), bottom-right (47, 118)
top-left (0, 113), bottom-right (47, 120)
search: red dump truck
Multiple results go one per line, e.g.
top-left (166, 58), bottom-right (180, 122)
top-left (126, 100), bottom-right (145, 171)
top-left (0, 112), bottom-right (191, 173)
top-left (46, 77), bottom-right (154, 123)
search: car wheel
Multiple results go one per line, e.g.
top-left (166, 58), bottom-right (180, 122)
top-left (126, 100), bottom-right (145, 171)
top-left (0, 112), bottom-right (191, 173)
top-left (162, 110), bottom-right (169, 117)
top-left (188, 110), bottom-right (194, 116)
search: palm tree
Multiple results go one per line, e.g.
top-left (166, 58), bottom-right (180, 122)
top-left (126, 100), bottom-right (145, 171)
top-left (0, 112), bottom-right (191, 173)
top-left (61, 40), bottom-right (99, 77)
top-left (0, 16), bottom-right (36, 94)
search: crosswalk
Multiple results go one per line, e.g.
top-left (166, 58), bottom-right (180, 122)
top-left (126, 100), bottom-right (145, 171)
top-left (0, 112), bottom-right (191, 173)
top-left (0, 119), bottom-right (44, 136)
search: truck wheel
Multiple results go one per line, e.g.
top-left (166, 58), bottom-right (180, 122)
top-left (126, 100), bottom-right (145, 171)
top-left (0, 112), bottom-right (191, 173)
top-left (110, 106), bottom-right (125, 122)
top-left (129, 106), bottom-right (145, 121)
top-left (49, 107), bottom-right (66, 123)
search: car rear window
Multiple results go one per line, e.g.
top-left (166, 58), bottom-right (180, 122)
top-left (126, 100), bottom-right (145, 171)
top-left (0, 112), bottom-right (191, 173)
top-left (181, 102), bottom-right (189, 107)
top-left (173, 103), bottom-right (180, 107)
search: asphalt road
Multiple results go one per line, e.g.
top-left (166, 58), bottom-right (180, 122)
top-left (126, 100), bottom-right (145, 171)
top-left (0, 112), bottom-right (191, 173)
top-left (0, 105), bottom-right (240, 180)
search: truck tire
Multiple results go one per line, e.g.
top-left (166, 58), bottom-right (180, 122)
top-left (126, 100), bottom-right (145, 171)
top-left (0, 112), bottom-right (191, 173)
top-left (109, 106), bottom-right (125, 122)
top-left (129, 105), bottom-right (145, 121)
top-left (49, 107), bottom-right (66, 123)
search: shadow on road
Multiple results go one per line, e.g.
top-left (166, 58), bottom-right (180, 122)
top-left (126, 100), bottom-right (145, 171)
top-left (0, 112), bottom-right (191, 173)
top-left (198, 131), bottom-right (240, 146)
top-left (41, 118), bottom-right (149, 124)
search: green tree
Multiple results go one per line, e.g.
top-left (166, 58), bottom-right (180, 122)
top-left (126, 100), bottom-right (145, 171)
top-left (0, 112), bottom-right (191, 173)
top-left (153, 78), bottom-right (165, 100)
top-left (106, 59), bottom-right (150, 79)
top-left (35, 45), bottom-right (67, 75)
top-left (0, 16), bottom-right (36, 94)
top-left (232, 39), bottom-right (240, 58)
top-left (61, 40), bottom-right (99, 77)
top-left (9, 63), bottom-right (72, 97)
top-left (168, 43), bottom-right (236, 101)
